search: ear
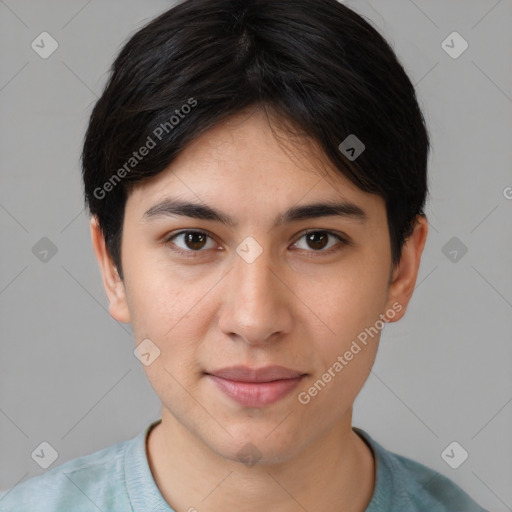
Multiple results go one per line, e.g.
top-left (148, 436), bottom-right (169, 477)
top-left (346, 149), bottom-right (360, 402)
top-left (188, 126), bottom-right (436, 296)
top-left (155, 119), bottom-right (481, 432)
top-left (384, 215), bottom-right (429, 322)
top-left (90, 216), bottom-right (131, 324)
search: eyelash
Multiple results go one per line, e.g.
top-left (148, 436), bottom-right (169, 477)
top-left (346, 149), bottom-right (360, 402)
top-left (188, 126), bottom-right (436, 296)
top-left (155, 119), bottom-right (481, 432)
top-left (164, 229), bottom-right (350, 259)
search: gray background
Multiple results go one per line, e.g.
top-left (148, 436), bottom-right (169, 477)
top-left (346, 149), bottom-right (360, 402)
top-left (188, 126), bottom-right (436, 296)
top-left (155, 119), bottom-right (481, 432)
top-left (1, 0), bottom-right (511, 510)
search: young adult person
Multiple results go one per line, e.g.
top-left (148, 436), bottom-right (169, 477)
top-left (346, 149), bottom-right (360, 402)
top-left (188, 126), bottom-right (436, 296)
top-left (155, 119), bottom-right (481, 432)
top-left (0, 1), bottom-right (489, 510)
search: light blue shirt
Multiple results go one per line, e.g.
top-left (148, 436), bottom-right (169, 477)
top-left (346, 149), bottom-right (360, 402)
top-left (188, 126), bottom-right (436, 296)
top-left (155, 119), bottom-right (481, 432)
top-left (0, 420), bottom-right (488, 511)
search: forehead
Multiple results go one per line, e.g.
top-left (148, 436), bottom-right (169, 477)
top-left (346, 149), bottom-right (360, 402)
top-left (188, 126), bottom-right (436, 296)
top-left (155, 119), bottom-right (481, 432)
top-left (125, 108), bottom-right (384, 221)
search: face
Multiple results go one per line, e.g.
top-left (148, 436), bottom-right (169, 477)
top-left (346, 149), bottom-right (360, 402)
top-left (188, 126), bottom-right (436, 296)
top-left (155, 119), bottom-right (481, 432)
top-left (92, 107), bottom-right (427, 465)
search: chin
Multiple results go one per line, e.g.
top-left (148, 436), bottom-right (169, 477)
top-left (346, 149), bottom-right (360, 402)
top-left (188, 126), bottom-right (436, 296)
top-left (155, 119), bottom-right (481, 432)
top-left (208, 424), bottom-right (303, 467)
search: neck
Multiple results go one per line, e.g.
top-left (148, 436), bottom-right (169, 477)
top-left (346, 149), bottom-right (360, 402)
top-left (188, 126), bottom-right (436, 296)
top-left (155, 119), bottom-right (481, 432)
top-left (146, 408), bottom-right (375, 512)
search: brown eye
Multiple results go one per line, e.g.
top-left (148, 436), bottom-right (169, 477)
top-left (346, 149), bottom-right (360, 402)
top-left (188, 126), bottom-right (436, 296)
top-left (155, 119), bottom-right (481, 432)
top-left (292, 230), bottom-right (349, 256)
top-left (166, 230), bottom-right (216, 254)
top-left (305, 232), bottom-right (329, 250)
top-left (182, 232), bottom-right (208, 250)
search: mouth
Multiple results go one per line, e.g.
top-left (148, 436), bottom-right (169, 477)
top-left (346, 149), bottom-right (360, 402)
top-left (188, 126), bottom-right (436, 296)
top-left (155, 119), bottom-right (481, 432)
top-left (204, 365), bottom-right (307, 407)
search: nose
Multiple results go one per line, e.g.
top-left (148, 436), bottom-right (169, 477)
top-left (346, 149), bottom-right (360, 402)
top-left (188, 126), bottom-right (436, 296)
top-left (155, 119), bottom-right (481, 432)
top-left (217, 245), bottom-right (293, 346)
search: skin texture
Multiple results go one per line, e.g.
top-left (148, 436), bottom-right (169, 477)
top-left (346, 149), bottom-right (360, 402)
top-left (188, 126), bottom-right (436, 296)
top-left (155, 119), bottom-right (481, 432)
top-left (91, 107), bottom-right (428, 512)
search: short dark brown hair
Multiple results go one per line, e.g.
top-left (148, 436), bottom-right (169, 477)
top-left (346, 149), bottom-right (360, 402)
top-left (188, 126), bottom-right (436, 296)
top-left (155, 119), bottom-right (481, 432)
top-left (82, 0), bottom-right (430, 280)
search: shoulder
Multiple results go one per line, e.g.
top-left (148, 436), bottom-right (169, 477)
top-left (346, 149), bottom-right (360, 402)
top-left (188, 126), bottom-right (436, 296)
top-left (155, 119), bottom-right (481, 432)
top-left (388, 451), bottom-right (488, 511)
top-left (0, 437), bottom-right (133, 511)
top-left (355, 428), bottom-right (489, 512)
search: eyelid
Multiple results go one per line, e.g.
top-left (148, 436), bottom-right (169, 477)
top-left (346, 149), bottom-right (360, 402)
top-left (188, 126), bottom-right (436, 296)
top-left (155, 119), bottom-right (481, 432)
top-left (294, 229), bottom-right (350, 245)
top-left (164, 229), bottom-right (220, 255)
top-left (291, 229), bottom-right (351, 256)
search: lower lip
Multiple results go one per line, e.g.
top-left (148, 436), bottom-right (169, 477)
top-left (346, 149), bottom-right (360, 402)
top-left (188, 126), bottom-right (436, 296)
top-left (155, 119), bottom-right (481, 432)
top-left (206, 374), bottom-right (305, 407)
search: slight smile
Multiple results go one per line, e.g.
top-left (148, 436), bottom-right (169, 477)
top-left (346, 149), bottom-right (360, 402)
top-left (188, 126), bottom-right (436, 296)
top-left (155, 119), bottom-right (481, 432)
top-left (205, 365), bottom-right (308, 407)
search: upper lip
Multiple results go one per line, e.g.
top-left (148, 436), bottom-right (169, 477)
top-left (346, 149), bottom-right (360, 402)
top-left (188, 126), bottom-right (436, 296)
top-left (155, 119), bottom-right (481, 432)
top-left (206, 365), bottom-right (306, 383)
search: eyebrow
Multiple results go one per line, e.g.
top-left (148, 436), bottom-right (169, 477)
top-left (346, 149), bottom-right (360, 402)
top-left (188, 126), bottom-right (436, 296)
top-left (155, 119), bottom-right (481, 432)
top-left (143, 197), bottom-right (367, 228)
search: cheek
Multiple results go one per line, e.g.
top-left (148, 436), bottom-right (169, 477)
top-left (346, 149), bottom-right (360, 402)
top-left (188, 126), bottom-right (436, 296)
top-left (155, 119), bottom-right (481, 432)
top-left (297, 277), bottom-right (384, 414)
top-left (300, 262), bottom-right (388, 342)
top-left (124, 258), bottom-right (215, 377)
top-left (124, 247), bottom-right (193, 332)
top-left (126, 269), bottom-right (207, 404)
top-left (297, 256), bottom-right (388, 392)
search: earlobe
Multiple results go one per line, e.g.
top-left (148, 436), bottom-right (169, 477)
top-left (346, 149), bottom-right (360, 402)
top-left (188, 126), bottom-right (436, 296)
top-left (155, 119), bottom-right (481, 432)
top-left (384, 215), bottom-right (429, 323)
top-left (90, 216), bottom-right (131, 324)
